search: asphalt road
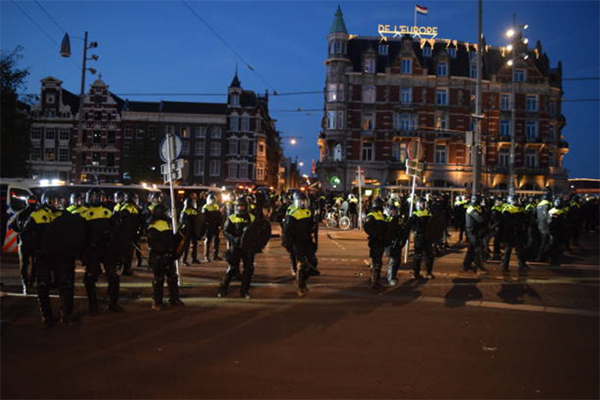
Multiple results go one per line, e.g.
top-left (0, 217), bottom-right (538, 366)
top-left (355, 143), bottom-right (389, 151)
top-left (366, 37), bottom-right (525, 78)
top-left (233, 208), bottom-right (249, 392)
top-left (1, 226), bottom-right (599, 399)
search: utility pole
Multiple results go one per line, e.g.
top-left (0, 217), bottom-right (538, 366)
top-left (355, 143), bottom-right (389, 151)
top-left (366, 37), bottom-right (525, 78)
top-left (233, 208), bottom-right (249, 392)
top-left (508, 13), bottom-right (518, 196)
top-left (472, 0), bottom-right (483, 195)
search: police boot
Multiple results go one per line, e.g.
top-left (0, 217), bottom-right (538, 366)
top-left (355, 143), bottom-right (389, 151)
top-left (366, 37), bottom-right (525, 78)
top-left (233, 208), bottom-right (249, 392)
top-left (37, 283), bottom-right (54, 328)
top-left (60, 283), bottom-right (77, 325)
top-left (370, 264), bottom-right (381, 289)
top-left (108, 276), bottom-right (124, 312)
top-left (240, 266), bottom-right (254, 299)
top-left (84, 280), bottom-right (100, 316)
top-left (213, 252), bottom-right (223, 261)
top-left (296, 265), bottom-right (307, 297)
top-left (217, 267), bottom-right (235, 297)
top-left (152, 278), bottom-right (165, 310)
top-left (168, 276), bottom-right (184, 306)
top-left (289, 253), bottom-right (298, 277)
top-left (21, 277), bottom-right (30, 295)
top-left (387, 260), bottom-right (398, 286)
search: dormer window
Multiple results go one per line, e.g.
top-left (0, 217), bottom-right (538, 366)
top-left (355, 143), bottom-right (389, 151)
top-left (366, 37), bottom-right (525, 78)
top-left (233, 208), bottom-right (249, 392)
top-left (469, 51), bottom-right (477, 61)
top-left (401, 59), bottom-right (412, 74)
top-left (364, 58), bottom-right (375, 73)
top-left (231, 94), bottom-right (240, 107)
top-left (437, 62), bottom-right (448, 76)
top-left (448, 47), bottom-right (456, 58)
top-left (378, 44), bottom-right (388, 55)
top-left (514, 69), bottom-right (526, 82)
top-left (46, 93), bottom-right (55, 104)
top-left (423, 46), bottom-right (432, 57)
top-left (470, 63), bottom-right (478, 79)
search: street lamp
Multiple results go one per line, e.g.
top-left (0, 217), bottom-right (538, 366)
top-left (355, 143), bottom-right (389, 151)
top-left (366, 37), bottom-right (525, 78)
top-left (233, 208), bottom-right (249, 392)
top-left (505, 18), bottom-right (529, 196)
top-left (60, 32), bottom-right (99, 181)
top-left (299, 161), bottom-right (304, 167)
top-left (290, 138), bottom-right (297, 145)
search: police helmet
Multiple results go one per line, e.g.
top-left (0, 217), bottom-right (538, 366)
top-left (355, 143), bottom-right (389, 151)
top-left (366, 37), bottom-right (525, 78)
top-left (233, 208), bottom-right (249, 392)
top-left (150, 191), bottom-right (163, 204)
top-left (235, 198), bottom-right (249, 215)
top-left (86, 188), bottom-right (104, 206)
top-left (415, 197), bottom-right (427, 211)
top-left (384, 204), bottom-right (398, 218)
top-left (372, 196), bottom-right (384, 210)
top-left (293, 191), bottom-right (309, 209)
top-left (41, 190), bottom-right (60, 207)
top-left (506, 195), bottom-right (517, 205)
top-left (471, 194), bottom-right (481, 204)
top-left (553, 197), bottom-right (564, 208)
top-left (152, 203), bottom-right (168, 219)
top-left (183, 197), bottom-right (196, 209)
top-left (70, 192), bottom-right (83, 205)
top-left (207, 193), bottom-right (217, 204)
top-left (114, 190), bottom-right (126, 203)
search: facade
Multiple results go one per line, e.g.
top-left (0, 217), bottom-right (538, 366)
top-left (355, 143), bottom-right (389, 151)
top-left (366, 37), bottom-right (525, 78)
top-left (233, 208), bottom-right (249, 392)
top-left (28, 77), bottom-right (79, 181)
top-left (317, 6), bottom-right (569, 192)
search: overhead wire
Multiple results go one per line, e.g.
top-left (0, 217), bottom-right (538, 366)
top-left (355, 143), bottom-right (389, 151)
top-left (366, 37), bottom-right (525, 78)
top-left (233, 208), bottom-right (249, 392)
top-left (34, 0), bottom-right (66, 34)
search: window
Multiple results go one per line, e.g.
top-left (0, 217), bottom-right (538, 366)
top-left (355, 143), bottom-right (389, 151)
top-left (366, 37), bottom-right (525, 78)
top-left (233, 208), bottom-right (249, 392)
top-left (333, 40), bottom-right (342, 55)
top-left (549, 125), bottom-right (555, 141)
top-left (435, 145), bottom-right (447, 164)
top-left (210, 142), bottom-right (221, 156)
top-left (258, 142), bottom-right (265, 156)
top-left (526, 95), bottom-right (538, 112)
top-left (59, 129), bottom-right (69, 141)
top-left (401, 59), bottom-right (412, 74)
top-left (500, 120), bottom-right (511, 137)
top-left (241, 116), bottom-right (250, 132)
top-left (137, 126), bottom-right (146, 140)
top-left (94, 111), bottom-right (102, 121)
top-left (195, 141), bottom-right (205, 156)
top-left (45, 109), bottom-right (55, 118)
top-left (93, 130), bottom-right (102, 144)
top-left (194, 159), bottom-right (204, 176)
top-left (327, 83), bottom-right (344, 102)
top-left (327, 111), bottom-right (344, 129)
top-left (31, 128), bottom-right (42, 140)
top-left (239, 163), bottom-right (248, 179)
top-left (182, 141), bottom-right (190, 156)
top-left (228, 163), bottom-right (238, 178)
top-left (526, 121), bottom-right (538, 139)
top-left (362, 112), bottom-right (375, 131)
top-left (470, 64), bottom-right (477, 79)
top-left (436, 115), bottom-right (448, 131)
top-left (364, 58), bottom-right (375, 73)
top-left (549, 100), bottom-right (556, 115)
top-left (229, 138), bottom-right (238, 155)
top-left (230, 94), bottom-right (240, 107)
top-left (256, 118), bottom-right (262, 131)
top-left (256, 164), bottom-right (265, 180)
top-left (45, 148), bottom-right (55, 161)
top-left (394, 113), bottom-right (416, 131)
top-left (240, 138), bottom-right (249, 155)
top-left (31, 147), bottom-right (41, 161)
top-left (212, 126), bottom-right (222, 139)
top-left (148, 126), bottom-right (157, 139)
top-left (210, 160), bottom-right (220, 176)
top-left (448, 47), bottom-right (456, 58)
top-left (378, 44), bottom-right (388, 55)
top-left (229, 116), bottom-right (239, 131)
top-left (333, 143), bottom-right (342, 161)
top-left (436, 89), bottom-right (448, 105)
top-left (107, 131), bottom-right (116, 144)
top-left (392, 142), bottom-right (400, 161)
top-left (361, 141), bottom-right (373, 161)
top-left (195, 126), bottom-right (206, 138)
top-left (501, 94), bottom-right (510, 111)
top-left (499, 148), bottom-right (510, 167)
top-left (45, 128), bottom-right (56, 141)
top-left (92, 152), bottom-right (100, 166)
top-left (46, 93), bottom-right (55, 104)
top-left (124, 125), bottom-right (134, 140)
top-left (525, 149), bottom-right (537, 167)
top-left (422, 46), bottom-right (432, 57)
top-left (106, 153), bottom-right (115, 167)
top-left (180, 126), bottom-right (189, 138)
top-left (514, 69), bottom-right (526, 82)
top-left (400, 87), bottom-right (412, 104)
top-left (469, 51), bottom-right (477, 61)
top-left (362, 86), bottom-right (376, 103)
top-left (437, 62), bottom-right (448, 76)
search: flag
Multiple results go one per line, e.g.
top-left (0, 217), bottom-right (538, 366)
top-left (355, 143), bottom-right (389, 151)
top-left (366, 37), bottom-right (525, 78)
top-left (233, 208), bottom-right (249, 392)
top-left (416, 4), bottom-right (428, 15)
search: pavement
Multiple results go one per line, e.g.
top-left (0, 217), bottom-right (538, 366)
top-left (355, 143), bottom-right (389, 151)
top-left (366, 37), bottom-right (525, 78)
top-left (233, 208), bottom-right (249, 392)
top-left (1, 225), bottom-right (599, 399)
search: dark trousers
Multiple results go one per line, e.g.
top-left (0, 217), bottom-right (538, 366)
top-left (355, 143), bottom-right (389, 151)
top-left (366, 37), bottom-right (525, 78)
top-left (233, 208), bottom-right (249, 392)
top-left (296, 252), bottom-right (318, 290)
top-left (501, 242), bottom-right (528, 271)
top-left (36, 254), bottom-right (75, 320)
top-left (184, 236), bottom-right (198, 262)
top-left (18, 244), bottom-right (35, 288)
top-left (548, 234), bottom-right (565, 266)
top-left (222, 248), bottom-right (254, 295)
top-left (205, 229), bottom-right (220, 258)
top-left (369, 245), bottom-right (385, 285)
top-left (413, 238), bottom-right (434, 275)
top-left (149, 252), bottom-right (180, 304)
top-left (385, 243), bottom-right (403, 282)
top-left (537, 231), bottom-right (550, 261)
top-left (463, 230), bottom-right (484, 271)
top-left (84, 245), bottom-right (119, 310)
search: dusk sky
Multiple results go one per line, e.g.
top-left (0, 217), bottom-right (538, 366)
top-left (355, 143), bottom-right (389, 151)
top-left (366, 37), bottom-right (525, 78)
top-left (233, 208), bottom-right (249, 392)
top-left (2, 0), bottom-right (598, 178)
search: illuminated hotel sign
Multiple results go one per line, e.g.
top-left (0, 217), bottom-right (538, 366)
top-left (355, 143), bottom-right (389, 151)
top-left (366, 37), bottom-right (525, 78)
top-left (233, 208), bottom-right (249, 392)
top-left (378, 24), bottom-right (439, 39)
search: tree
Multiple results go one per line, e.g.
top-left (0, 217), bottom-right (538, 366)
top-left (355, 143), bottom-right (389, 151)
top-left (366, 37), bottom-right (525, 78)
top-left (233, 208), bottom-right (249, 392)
top-left (1, 47), bottom-right (31, 178)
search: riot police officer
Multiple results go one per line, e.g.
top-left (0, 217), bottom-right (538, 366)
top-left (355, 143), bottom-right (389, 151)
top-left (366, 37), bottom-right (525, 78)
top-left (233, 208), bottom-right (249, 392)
top-left (548, 197), bottom-right (569, 266)
top-left (536, 192), bottom-right (552, 262)
top-left (218, 198), bottom-right (256, 299)
top-left (364, 197), bottom-right (387, 289)
top-left (113, 191), bottom-right (140, 276)
top-left (462, 194), bottom-right (489, 274)
top-left (384, 204), bottom-right (407, 286)
top-left (82, 189), bottom-right (122, 314)
top-left (500, 195), bottom-right (529, 272)
top-left (180, 197), bottom-right (201, 265)
top-left (147, 204), bottom-right (184, 309)
top-left (407, 197), bottom-right (434, 279)
top-left (66, 192), bottom-right (87, 215)
top-left (284, 192), bottom-right (319, 297)
top-left (11, 195), bottom-right (38, 294)
top-left (202, 193), bottom-right (223, 262)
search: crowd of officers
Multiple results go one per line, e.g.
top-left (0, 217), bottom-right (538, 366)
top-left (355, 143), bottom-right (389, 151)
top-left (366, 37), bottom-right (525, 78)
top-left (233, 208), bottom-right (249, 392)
top-left (10, 185), bottom-right (596, 328)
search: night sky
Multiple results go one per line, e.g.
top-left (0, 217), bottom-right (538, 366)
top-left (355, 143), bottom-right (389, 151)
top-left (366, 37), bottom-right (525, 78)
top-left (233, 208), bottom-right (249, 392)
top-left (2, 1), bottom-right (598, 178)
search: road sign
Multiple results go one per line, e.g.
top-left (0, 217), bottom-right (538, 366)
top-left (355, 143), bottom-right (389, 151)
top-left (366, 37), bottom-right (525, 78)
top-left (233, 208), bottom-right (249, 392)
top-left (405, 159), bottom-right (424, 171)
top-left (406, 167), bottom-right (423, 178)
top-left (159, 135), bottom-right (183, 163)
top-left (160, 159), bottom-right (185, 175)
top-left (163, 169), bottom-right (182, 183)
top-left (407, 139), bottom-right (424, 161)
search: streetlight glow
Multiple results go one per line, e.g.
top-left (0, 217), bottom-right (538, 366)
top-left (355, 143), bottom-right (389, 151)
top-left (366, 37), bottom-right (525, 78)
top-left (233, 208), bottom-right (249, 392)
top-left (523, 24), bottom-right (529, 30)
top-left (507, 59), bottom-right (514, 66)
top-left (506, 44), bottom-right (513, 51)
top-left (299, 161), bottom-right (304, 167)
top-left (505, 28), bottom-right (515, 37)
top-left (522, 38), bottom-right (529, 44)
top-left (290, 138), bottom-right (297, 145)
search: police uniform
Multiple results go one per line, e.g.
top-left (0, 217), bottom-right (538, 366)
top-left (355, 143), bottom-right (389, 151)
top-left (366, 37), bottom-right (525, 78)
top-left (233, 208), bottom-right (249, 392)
top-left (219, 211), bottom-right (256, 298)
top-left (284, 206), bottom-right (318, 296)
top-left (180, 205), bottom-right (200, 264)
top-left (282, 203), bottom-right (299, 276)
top-left (364, 207), bottom-right (387, 288)
top-left (548, 203), bottom-right (568, 266)
top-left (11, 202), bottom-right (37, 293)
top-left (536, 198), bottom-right (552, 261)
top-left (113, 200), bottom-right (140, 276)
top-left (486, 202), bottom-right (504, 260)
top-left (463, 202), bottom-right (488, 273)
top-left (202, 202), bottom-right (222, 261)
top-left (407, 207), bottom-right (434, 278)
top-left (384, 211), bottom-right (408, 286)
top-left (500, 203), bottom-right (528, 272)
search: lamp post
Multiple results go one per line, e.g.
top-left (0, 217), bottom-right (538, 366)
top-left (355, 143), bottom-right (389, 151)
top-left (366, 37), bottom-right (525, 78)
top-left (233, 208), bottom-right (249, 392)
top-left (471, 0), bottom-right (483, 195)
top-left (60, 32), bottom-right (99, 182)
top-left (505, 16), bottom-right (529, 196)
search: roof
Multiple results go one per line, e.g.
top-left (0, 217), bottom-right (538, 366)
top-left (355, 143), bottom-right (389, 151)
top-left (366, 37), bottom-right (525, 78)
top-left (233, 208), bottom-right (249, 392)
top-left (160, 101), bottom-right (228, 114)
top-left (230, 72), bottom-right (241, 88)
top-left (121, 100), bottom-right (160, 113)
top-left (61, 89), bottom-right (80, 114)
top-left (329, 5), bottom-right (348, 34)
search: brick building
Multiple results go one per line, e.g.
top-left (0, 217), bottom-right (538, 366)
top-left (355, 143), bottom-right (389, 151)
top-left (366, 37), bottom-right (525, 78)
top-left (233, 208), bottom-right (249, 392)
top-left (317, 6), bottom-right (569, 192)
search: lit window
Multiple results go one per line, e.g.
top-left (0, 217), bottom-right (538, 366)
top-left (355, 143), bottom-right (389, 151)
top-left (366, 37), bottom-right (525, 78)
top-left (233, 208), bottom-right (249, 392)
top-left (361, 112), bottom-right (375, 131)
top-left (327, 83), bottom-right (344, 102)
top-left (45, 148), bottom-right (56, 161)
top-left (437, 62), bottom-right (448, 76)
top-left (401, 59), bottom-right (412, 74)
top-left (180, 126), bottom-right (189, 138)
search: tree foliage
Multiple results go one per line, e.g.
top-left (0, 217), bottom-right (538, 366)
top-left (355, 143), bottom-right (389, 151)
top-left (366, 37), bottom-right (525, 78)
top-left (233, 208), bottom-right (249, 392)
top-left (1, 47), bottom-right (31, 178)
